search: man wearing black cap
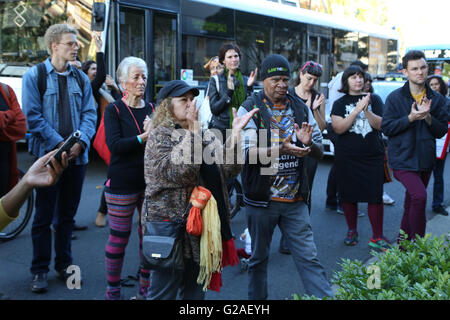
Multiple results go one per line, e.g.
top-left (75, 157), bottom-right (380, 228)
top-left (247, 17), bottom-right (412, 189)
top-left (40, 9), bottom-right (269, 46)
top-left (237, 54), bottom-right (333, 299)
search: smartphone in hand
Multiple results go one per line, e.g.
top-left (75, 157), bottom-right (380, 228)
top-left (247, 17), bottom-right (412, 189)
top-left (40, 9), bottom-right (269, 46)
top-left (45, 130), bottom-right (81, 167)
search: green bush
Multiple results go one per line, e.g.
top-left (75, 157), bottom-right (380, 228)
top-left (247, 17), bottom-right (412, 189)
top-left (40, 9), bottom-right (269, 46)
top-left (293, 232), bottom-right (449, 300)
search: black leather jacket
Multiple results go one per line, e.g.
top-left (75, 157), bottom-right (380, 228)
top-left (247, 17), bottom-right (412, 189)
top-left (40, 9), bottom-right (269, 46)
top-left (207, 72), bottom-right (253, 130)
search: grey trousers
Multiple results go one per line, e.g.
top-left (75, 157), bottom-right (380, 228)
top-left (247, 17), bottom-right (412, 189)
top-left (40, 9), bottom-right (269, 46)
top-left (246, 200), bottom-right (333, 299)
top-left (147, 258), bottom-right (205, 300)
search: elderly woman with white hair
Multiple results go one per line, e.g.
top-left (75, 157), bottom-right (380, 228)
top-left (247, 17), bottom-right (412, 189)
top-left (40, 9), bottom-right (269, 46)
top-left (103, 56), bottom-right (153, 300)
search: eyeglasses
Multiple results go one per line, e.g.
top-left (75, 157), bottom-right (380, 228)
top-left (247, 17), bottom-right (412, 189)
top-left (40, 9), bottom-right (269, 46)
top-left (301, 61), bottom-right (323, 73)
top-left (59, 41), bottom-right (79, 48)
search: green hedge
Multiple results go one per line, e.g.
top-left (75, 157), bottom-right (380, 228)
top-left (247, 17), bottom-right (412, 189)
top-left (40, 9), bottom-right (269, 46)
top-left (293, 232), bottom-right (449, 300)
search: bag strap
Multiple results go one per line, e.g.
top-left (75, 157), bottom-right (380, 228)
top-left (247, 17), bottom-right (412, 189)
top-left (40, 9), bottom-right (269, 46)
top-left (36, 62), bottom-right (47, 102)
top-left (120, 98), bottom-right (142, 134)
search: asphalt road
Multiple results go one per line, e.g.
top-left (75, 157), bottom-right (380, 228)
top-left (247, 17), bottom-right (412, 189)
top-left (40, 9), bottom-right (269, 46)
top-left (1, 146), bottom-right (449, 300)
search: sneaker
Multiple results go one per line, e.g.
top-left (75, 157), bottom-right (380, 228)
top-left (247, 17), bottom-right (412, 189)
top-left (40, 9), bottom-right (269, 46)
top-left (368, 237), bottom-right (392, 252)
top-left (31, 273), bottom-right (48, 293)
top-left (383, 192), bottom-right (395, 205)
top-left (344, 230), bottom-right (359, 246)
top-left (432, 206), bottom-right (449, 216)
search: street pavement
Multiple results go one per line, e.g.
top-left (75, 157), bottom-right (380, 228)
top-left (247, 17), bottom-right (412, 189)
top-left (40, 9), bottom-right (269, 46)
top-left (0, 146), bottom-right (449, 300)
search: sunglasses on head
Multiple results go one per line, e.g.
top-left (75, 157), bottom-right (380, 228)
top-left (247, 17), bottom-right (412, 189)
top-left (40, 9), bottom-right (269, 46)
top-left (301, 61), bottom-right (323, 73)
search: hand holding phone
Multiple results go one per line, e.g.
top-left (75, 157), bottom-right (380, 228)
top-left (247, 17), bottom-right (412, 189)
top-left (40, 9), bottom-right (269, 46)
top-left (45, 130), bottom-right (81, 167)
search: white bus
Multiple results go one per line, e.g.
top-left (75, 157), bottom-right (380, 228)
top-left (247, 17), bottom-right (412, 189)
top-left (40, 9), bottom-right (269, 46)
top-left (1, 0), bottom-right (399, 105)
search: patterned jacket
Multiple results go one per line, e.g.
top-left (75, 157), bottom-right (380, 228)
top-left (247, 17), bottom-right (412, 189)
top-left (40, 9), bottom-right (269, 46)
top-left (143, 125), bottom-right (242, 263)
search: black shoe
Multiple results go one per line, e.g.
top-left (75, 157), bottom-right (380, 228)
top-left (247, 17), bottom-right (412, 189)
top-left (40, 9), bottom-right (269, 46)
top-left (31, 273), bottom-right (48, 293)
top-left (71, 233), bottom-right (77, 240)
top-left (433, 206), bottom-right (449, 216)
top-left (73, 223), bottom-right (88, 231)
top-left (325, 204), bottom-right (337, 211)
top-left (279, 247), bottom-right (291, 255)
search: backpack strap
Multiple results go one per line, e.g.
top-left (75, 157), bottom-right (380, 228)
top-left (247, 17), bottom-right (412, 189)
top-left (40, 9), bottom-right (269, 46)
top-left (72, 67), bottom-right (85, 93)
top-left (36, 62), bottom-right (47, 102)
top-left (36, 63), bottom-right (85, 102)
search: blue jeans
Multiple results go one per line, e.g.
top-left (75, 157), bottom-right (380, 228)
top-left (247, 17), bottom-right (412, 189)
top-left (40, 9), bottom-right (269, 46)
top-left (432, 157), bottom-right (446, 209)
top-left (246, 201), bottom-right (333, 299)
top-left (30, 164), bottom-right (86, 274)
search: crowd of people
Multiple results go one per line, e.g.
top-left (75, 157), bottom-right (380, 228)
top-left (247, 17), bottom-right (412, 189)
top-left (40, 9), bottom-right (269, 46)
top-left (0, 23), bottom-right (449, 300)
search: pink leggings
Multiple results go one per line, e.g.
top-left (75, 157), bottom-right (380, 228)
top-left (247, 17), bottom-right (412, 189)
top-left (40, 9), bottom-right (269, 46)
top-left (393, 170), bottom-right (431, 240)
top-left (104, 191), bottom-right (150, 299)
top-left (342, 202), bottom-right (384, 239)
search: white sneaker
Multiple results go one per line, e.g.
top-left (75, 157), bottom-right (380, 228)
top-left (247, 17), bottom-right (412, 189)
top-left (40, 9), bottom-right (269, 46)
top-left (383, 192), bottom-right (395, 205)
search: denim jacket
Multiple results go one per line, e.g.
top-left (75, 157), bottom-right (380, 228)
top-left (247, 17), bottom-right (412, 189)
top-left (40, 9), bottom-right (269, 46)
top-left (22, 58), bottom-right (97, 165)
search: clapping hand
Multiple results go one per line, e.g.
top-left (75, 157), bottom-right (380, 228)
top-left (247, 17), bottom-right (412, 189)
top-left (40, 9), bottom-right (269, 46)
top-left (294, 122), bottom-right (313, 146)
top-left (247, 68), bottom-right (258, 87)
top-left (280, 134), bottom-right (311, 158)
top-left (409, 97), bottom-right (432, 122)
top-left (312, 93), bottom-right (325, 111)
top-left (355, 93), bottom-right (371, 112)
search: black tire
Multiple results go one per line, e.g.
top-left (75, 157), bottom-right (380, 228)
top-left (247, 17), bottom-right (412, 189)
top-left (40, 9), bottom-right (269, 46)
top-left (229, 180), bottom-right (244, 220)
top-left (0, 170), bottom-right (34, 241)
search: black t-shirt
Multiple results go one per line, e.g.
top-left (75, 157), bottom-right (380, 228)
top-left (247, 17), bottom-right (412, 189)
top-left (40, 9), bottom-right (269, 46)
top-left (331, 94), bottom-right (384, 157)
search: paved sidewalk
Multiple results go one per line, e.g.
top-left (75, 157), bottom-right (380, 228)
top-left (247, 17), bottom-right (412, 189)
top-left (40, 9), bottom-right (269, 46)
top-left (425, 205), bottom-right (450, 239)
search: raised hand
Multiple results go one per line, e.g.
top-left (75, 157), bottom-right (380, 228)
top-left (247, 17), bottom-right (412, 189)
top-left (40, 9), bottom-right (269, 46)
top-left (186, 97), bottom-right (199, 132)
top-left (312, 93), bottom-right (325, 111)
top-left (231, 107), bottom-right (259, 132)
top-left (247, 68), bottom-right (258, 87)
top-left (294, 122), bottom-right (313, 146)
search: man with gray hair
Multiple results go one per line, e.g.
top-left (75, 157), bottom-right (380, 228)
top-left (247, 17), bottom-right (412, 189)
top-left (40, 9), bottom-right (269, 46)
top-left (22, 23), bottom-right (97, 293)
top-left (237, 54), bottom-right (333, 299)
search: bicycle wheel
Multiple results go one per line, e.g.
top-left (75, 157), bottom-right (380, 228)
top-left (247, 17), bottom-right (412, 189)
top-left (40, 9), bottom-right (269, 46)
top-left (0, 170), bottom-right (34, 241)
top-left (229, 179), bottom-right (244, 220)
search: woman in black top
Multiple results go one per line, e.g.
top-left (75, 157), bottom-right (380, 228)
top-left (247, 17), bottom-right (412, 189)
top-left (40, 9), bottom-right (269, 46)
top-left (331, 65), bottom-right (389, 251)
top-left (292, 61), bottom-right (326, 132)
top-left (103, 57), bottom-right (153, 300)
top-left (208, 43), bottom-right (257, 142)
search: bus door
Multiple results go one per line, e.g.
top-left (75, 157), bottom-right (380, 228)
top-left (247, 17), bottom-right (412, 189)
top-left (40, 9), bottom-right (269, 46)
top-left (307, 33), bottom-right (332, 93)
top-left (115, 5), bottom-right (178, 102)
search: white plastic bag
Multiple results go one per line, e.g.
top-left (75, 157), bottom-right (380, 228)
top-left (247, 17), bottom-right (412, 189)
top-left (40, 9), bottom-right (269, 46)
top-left (198, 75), bottom-right (219, 129)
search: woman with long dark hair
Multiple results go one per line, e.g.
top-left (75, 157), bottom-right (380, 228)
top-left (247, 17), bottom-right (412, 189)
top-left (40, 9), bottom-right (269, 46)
top-left (331, 65), bottom-right (389, 251)
top-left (292, 61), bottom-right (326, 131)
top-left (426, 75), bottom-right (450, 216)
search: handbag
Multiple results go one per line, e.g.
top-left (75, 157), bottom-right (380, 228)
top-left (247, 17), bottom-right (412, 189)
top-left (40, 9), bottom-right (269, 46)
top-left (142, 220), bottom-right (185, 271)
top-left (93, 104), bottom-right (119, 166)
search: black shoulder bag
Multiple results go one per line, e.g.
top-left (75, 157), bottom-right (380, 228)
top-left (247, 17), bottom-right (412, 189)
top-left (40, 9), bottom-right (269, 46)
top-left (141, 198), bottom-right (187, 272)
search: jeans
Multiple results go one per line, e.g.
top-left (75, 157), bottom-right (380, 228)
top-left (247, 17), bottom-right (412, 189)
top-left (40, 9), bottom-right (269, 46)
top-left (246, 201), bottom-right (333, 299)
top-left (432, 157), bottom-right (446, 209)
top-left (30, 164), bottom-right (86, 274)
top-left (393, 170), bottom-right (431, 241)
